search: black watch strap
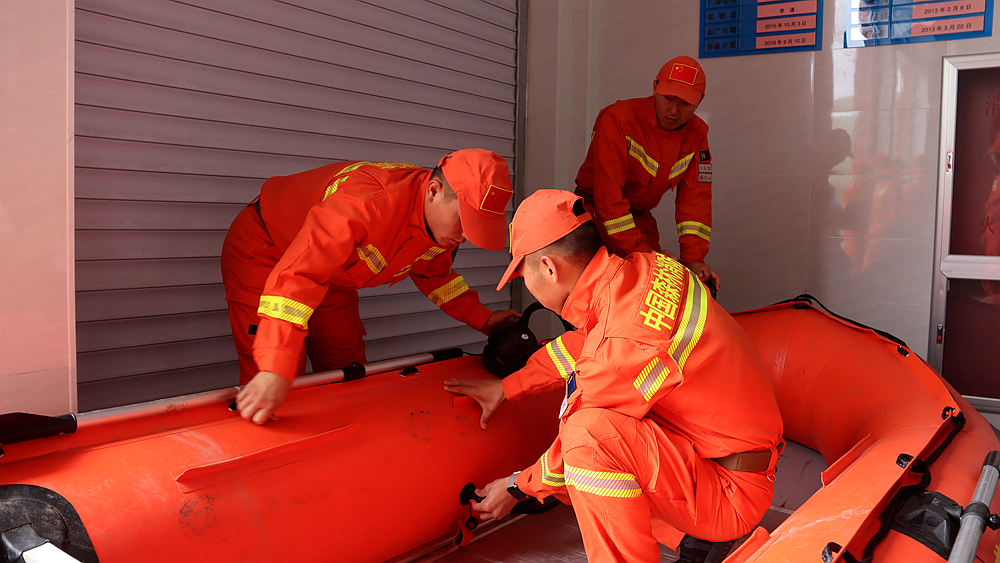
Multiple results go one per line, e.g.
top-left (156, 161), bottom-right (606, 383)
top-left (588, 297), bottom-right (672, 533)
top-left (507, 471), bottom-right (527, 500)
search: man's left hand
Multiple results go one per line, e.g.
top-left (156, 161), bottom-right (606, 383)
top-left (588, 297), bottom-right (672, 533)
top-left (481, 309), bottom-right (520, 335)
top-left (470, 476), bottom-right (520, 521)
top-left (685, 261), bottom-right (721, 292)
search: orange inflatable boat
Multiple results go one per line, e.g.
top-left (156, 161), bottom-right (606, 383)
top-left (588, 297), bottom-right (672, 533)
top-left (0, 351), bottom-right (563, 563)
top-left (727, 298), bottom-right (1000, 563)
top-left (0, 298), bottom-right (998, 563)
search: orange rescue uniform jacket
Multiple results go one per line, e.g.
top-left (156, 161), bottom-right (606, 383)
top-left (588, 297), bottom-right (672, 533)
top-left (575, 96), bottom-right (713, 264)
top-left (511, 250), bottom-right (783, 499)
top-left (251, 161), bottom-right (493, 382)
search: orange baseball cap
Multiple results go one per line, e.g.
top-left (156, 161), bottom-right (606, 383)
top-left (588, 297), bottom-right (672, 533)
top-left (438, 149), bottom-right (513, 252)
top-left (654, 56), bottom-right (706, 105)
top-left (496, 189), bottom-right (593, 291)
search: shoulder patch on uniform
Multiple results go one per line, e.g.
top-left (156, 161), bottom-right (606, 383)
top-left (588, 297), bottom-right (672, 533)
top-left (633, 253), bottom-right (686, 335)
top-left (699, 150), bottom-right (711, 162)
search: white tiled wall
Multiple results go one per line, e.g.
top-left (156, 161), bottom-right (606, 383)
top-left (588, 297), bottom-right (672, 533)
top-left (523, 0), bottom-right (1000, 359)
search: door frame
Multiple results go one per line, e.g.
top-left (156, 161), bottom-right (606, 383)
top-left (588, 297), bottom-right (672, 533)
top-left (929, 53), bottom-right (1000, 373)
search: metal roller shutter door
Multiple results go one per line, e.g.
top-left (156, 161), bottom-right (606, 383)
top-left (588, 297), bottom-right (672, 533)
top-left (75, 0), bottom-right (519, 411)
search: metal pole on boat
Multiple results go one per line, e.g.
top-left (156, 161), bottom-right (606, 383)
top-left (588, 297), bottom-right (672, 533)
top-left (947, 450), bottom-right (1000, 563)
top-left (1, 349), bottom-right (463, 451)
top-left (75, 349), bottom-right (462, 429)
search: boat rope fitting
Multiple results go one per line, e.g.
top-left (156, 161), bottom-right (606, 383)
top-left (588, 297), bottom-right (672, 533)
top-left (896, 453), bottom-right (914, 468)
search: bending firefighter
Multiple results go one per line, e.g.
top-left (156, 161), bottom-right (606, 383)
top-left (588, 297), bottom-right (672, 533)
top-left (223, 149), bottom-right (518, 425)
top-left (575, 55), bottom-right (720, 289)
top-left (447, 190), bottom-right (783, 562)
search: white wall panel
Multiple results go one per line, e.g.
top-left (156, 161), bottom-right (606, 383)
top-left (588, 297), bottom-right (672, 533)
top-left (75, 0), bottom-right (518, 410)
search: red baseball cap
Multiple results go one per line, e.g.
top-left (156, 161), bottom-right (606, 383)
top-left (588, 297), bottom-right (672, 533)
top-left (438, 149), bottom-right (513, 252)
top-left (654, 56), bottom-right (706, 105)
top-left (496, 189), bottom-right (593, 291)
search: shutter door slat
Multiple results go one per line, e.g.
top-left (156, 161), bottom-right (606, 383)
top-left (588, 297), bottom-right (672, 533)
top-left (77, 312), bottom-right (232, 354)
top-left (76, 200), bottom-right (244, 230)
top-left (78, 337), bottom-right (237, 382)
top-left (76, 258), bottom-right (223, 291)
top-left (76, 231), bottom-right (226, 261)
top-left (77, 105), bottom-right (514, 159)
top-left (76, 44), bottom-right (515, 130)
top-left (76, 76), bottom-right (515, 154)
top-left (77, 168), bottom-right (263, 203)
top-left (78, 363), bottom-right (238, 411)
top-left (75, 0), bottom-right (519, 410)
top-left (77, 285), bottom-right (227, 323)
top-left (76, 8), bottom-right (515, 107)
top-left (171, 0), bottom-right (517, 73)
top-left (286, 0), bottom-right (516, 55)
top-left (425, 0), bottom-right (517, 31)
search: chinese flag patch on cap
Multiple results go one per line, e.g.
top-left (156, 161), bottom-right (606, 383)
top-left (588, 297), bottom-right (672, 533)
top-left (480, 183), bottom-right (512, 215)
top-left (669, 63), bottom-right (699, 86)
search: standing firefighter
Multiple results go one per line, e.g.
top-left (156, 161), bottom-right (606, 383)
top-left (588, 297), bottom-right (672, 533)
top-left (575, 56), bottom-right (720, 289)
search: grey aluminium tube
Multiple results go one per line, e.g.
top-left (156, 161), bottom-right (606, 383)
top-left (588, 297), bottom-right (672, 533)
top-left (947, 450), bottom-right (1000, 563)
top-left (75, 351), bottom-right (456, 430)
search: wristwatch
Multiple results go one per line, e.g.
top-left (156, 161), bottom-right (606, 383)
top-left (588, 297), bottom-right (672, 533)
top-left (506, 471), bottom-right (527, 499)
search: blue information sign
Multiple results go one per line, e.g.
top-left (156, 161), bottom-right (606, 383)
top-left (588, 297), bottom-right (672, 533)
top-left (700, 0), bottom-right (824, 58)
top-left (845, 0), bottom-right (993, 47)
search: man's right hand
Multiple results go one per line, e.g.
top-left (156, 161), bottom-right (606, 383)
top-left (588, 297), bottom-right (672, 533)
top-left (443, 378), bottom-right (506, 430)
top-left (236, 371), bottom-right (291, 425)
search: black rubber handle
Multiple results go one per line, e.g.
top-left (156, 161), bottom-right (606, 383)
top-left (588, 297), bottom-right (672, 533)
top-left (459, 482), bottom-right (485, 505)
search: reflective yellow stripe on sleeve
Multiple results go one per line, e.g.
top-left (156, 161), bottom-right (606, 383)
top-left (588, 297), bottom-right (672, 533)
top-left (634, 357), bottom-right (670, 402)
top-left (258, 296), bottom-right (314, 329)
top-left (603, 214), bottom-right (637, 236)
top-left (625, 136), bottom-right (659, 176)
top-left (565, 464), bottom-right (642, 498)
top-left (545, 336), bottom-right (577, 381)
top-left (668, 152), bottom-right (695, 180)
top-left (677, 221), bottom-right (711, 242)
top-left (357, 244), bottom-right (387, 274)
top-left (541, 449), bottom-right (566, 487)
top-left (323, 176), bottom-right (348, 200)
top-left (667, 271), bottom-right (708, 371)
top-left (426, 276), bottom-right (470, 307)
top-left (393, 246), bottom-right (447, 279)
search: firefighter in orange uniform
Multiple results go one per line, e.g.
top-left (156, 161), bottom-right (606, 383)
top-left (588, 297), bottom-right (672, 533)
top-left (575, 56), bottom-right (720, 290)
top-left (224, 149), bottom-right (518, 425)
top-left (449, 190), bottom-right (783, 562)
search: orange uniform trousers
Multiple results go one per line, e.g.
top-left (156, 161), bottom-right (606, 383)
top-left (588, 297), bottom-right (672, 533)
top-left (221, 204), bottom-right (366, 384)
top-left (555, 408), bottom-right (773, 562)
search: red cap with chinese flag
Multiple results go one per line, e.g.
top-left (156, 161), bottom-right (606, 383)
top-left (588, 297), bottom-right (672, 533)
top-left (654, 56), bottom-right (707, 105)
top-left (496, 189), bottom-right (593, 291)
top-left (438, 149), bottom-right (513, 252)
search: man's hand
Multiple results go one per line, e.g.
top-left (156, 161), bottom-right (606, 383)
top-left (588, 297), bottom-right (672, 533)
top-left (470, 475), bottom-right (520, 521)
top-left (684, 261), bottom-right (721, 292)
top-left (236, 371), bottom-right (291, 425)
top-left (444, 378), bottom-right (506, 429)
top-left (481, 309), bottom-right (520, 335)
